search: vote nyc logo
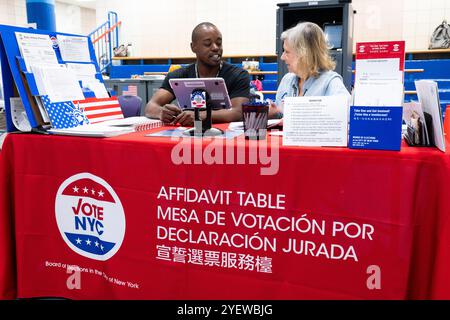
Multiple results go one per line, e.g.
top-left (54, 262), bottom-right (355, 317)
top-left (55, 173), bottom-right (126, 261)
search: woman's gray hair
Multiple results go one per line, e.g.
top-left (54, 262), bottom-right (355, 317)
top-left (281, 22), bottom-right (335, 77)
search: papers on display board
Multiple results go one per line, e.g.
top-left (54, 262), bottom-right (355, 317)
top-left (15, 32), bottom-right (58, 72)
top-left (57, 35), bottom-right (91, 62)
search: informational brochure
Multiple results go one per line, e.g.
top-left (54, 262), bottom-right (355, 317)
top-left (402, 101), bottom-right (430, 146)
top-left (282, 95), bottom-right (349, 147)
top-left (349, 41), bottom-right (405, 151)
top-left (57, 35), bottom-right (91, 62)
top-left (15, 32), bottom-right (58, 72)
top-left (415, 80), bottom-right (445, 152)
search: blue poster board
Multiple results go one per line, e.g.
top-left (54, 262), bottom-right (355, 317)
top-left (0, 24), bottom-right (102, 132)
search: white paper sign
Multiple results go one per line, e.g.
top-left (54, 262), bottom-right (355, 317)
top-left (15, 32), bottom-right (58, 72)
top-left (283, 95), bottom-right (349, 147)
top-left (354, 59), bottom-right (404, 106)
top-left (57, 35), bottom-right (91, 62)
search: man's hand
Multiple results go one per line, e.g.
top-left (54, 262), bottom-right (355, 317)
top-left (160, 104), bottom-right (181, 123)
top-left (172, 110), bottom-right (195, 126)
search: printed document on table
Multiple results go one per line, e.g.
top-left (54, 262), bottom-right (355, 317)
top-left (48, 124), bottom-right (134, 137)
top-left (415, 80), bottom-right (445, 152)
top-left (283, 95), bottom-right (348, 147)
top-left (57, 35), bottom-right (91, 62)
top-left (15, 32), bottom-right (58, 72)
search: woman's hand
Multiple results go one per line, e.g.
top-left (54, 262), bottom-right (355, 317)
top-left (267, 99), bottom-right (282, 119)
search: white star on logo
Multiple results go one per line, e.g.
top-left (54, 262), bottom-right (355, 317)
top-left (83, 187), bottom-right (89, 194)
top-left (98, 190), bottom-right (104, 197)
top-left (91, 188), bottom-right (96, 195)
top-left (100, 245), bottom-right (104, 251)
top-left (72, 186), bottom-right (79, 193)
top-left (95, 241), bottom-right (99, 247)
top-left (86, 239), bottom-right (92, 246)
top-left (76, 238), bottom-right (82, 244)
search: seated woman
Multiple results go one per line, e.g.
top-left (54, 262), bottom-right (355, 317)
top-left (270, 22), bottom-right (350, 118)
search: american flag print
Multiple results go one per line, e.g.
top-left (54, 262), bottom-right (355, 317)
top-left (41, 95), bottom-right (90, 129)
top-left (122, 85), bottom-right (138, 96)
top-left (42, 96), bottom-right (124, 129)
top-left (72, 97), bottom-right (124, 124)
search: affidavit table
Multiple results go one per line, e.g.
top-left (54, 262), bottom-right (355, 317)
top-left (1, 126), bottom-right (450, 299)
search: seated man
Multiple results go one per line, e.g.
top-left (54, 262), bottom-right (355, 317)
top-left (145, 22), bottom-right (250, 126)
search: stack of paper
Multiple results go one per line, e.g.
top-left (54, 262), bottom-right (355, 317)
top-left (32, 65), bottom-right (85, 103)
top-left (415, 80), bottom-right (445, 152)
top-left (47, 116), bottom-right (163, 137)
top-left (102, 117), bottom-right (163, 131)
top-left (48, 124), bottom-right (134, 137)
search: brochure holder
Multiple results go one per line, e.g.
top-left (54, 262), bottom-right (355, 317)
top-left (349, 41), bottom-right (406, 151)
top-left (0, 24), bottom-right (103, 132)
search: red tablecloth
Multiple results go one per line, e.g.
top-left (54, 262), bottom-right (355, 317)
top-left (1, 127), bottom-right (450, 299)
top-left (0, 147), bottom-right (16, 299)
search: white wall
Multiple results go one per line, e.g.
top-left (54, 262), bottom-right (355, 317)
top-left (1, 0), bottom-right (450, 55)
top-left (55, 2), bottom-right (96, 35)
top-left (95, 0), bottom-right (281, 57)
top-left (0, 0), bottom-right (27, 27)
top-left (0, 0), bottom-right (95, 34)
top-left (95, 0), bottom-right (450, 57)
top-left (353, 0), bottom-right (450, 50)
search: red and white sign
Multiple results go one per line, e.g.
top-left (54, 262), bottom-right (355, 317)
top-left (55, 173), bottom-right (126, 261)
top-left (356, 41), bottom-right (405, 71)
top-left (353, 41), bottom-right (406, 107)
